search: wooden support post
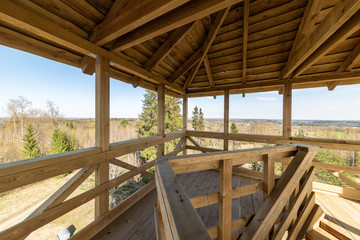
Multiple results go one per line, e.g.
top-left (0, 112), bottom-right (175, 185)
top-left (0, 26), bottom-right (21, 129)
top-left (183, 94), bottom-right (188, 155)
top-left (224, 90), bottom-right (229, 150)
top-left (219, 159), bottom-right (232, 240)
top-left (283, 81), bottom-right (292, 139)
top-left (95, 55), bottom-right (110, 218)
top-left (157, 83), bottom-right (165, 157)
top-left (264, 154), bottom-right (275, 199)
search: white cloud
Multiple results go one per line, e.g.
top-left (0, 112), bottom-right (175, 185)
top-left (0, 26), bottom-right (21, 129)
top-left (257, 97), bottom-right (276, 101)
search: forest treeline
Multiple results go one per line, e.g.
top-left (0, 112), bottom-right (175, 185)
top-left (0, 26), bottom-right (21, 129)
top-left (1, 92), bottom-right (360, 190)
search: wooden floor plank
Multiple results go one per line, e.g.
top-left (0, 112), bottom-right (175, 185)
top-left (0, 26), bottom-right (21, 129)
top-left (316, 192), bottom-right (360, 240)
top-left (93, 170), bottom-right (266, 240)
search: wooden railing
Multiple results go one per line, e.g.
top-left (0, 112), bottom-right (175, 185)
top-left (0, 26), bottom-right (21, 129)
top-left (155, 144), bottom-right (321, 240)
top-left (0, 130), bottom-right (185, 240)
top-left (186, 130), bottom-right (360, 201)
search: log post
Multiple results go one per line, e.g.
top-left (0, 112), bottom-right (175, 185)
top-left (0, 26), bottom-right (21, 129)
top-left (283, 81), bottom-right (292, 139)
top-left (219, 159), bottom-right (232, 240)
top-left (224, 90), bottom-right (229, 150)
top-left (182, 94), bottom-right (188, 155)
top-left (157, 84), bottom-right (165, 157)
top-left (95, 55), bottom-right (110, 218)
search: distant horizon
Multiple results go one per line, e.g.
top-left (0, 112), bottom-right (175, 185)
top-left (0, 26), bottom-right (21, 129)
top-left (1, 116), bottom-right (360, 122)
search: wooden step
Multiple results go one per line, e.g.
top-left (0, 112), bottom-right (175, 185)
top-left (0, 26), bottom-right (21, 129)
top-left (306, 227), bottom-right (339, 240)
top-left (320, 219), bottom-right (352, 240)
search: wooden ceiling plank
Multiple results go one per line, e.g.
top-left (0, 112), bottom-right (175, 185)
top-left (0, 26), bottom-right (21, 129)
top-left (242, 0), bottom-right (249, 97)
top-left (337, 39), bottom-right (360, 72)
top-left (0, 0), bottom-right (185, 94)
top-left (92, 0), bottom-right (189, 46)
top-left (204, 55), bottom-right (214, 87)
top-left (144, 22), bottom-right (196, 71)
top-left (181, 8), bottom-right (230, 88)
top-left (293, 11), bottom-right (360, 77)
top-left (110, 0), bottom-right (244, 52)
top-left (282, 0), bottom-right (360, 79)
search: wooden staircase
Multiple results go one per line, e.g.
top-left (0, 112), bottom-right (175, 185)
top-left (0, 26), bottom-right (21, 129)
top-left (306, 218), bottom-right (354, 240)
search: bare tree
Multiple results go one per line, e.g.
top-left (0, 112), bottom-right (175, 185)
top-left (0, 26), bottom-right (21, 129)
top-left (46, 100), bottom-right (62, 125)
top-left (6, 96), bottom-right (32, 140)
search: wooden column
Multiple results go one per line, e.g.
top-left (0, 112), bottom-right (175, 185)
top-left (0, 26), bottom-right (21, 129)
top-left (95, 55), bottom-right (110, 218)
top-left (264, 154), bottom-right (275, 199)
top-left (283, 82), bottom-right (292, 139)
top-left (219, 159), bottom-right (232, 240)
top-left (182, 94), bottom-right (188, 155)
top-left (224, 90), bottom-right (229, 150)
top-left (157, 83), bottom-right (165, 157)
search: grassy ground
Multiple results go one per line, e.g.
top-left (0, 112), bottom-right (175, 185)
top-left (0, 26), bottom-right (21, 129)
top-left (0, 172), bottom-right (95, 239)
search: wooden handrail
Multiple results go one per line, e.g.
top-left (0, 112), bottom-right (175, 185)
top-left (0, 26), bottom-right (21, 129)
top-left (0, 131), bottom-right (186, 194)
top-left (0, 160), bottom-right (155, 240)
top-left (186, 130), bottom-right (360, 151)
top-left (240, 146), bottom-right (318, 240)
top-left (156, 158), bottom-right (211, 239)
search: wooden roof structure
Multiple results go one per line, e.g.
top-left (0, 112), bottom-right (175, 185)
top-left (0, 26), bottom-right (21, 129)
top-left (1, 0), bottom-right (360, 98)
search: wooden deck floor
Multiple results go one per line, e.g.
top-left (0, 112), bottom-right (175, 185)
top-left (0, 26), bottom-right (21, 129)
top-left (316, 192), bottom-right (360, 240)
top-left (92, 170), bottom-right (263, 240)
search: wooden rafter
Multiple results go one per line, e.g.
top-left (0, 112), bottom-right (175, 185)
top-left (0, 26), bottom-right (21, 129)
top-left (294, 10), bottom-right (360, 77)
top-left (183, 7), bottom-right (230, 88)
top-left (169, 48), bottom-right (202, 83)
top-left (0, 0), bottom-right (185, 94)
top-left (242, 0), bottom-right (249, 90)
top-left (92, 0), bottom-right (188, 46)
top-left (110, 0), bottom-right (243, 52)
top-left (338, 39), bottom-right (360, 72)
top-left (204, 55), bottom-right (214, 87)
top-left (282, 0), bottom-right (360, 79)
top-left (145, 22), bottom-right (196, 71)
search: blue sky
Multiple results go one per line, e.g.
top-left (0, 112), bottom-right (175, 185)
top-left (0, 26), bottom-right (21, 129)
top-left (1, 45), bottom-right (359, 120)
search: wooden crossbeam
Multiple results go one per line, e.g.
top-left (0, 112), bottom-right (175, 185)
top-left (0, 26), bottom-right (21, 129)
top-left (25, 165), bottom-right (98, 221)
top-left (282, 0), bottom-right (360, 78)
top-left (183, 8), bottom-right (230, 88)
top-left (110, 0), bottom-right (244, 51)
top-left (92, 0), bottom-right (188, 46)
top-left (187, 71), bottom-right (360, 95)
top-left (0, 0), bottom-right (185, 94)
top-left (330, 170), bottom-right (360, 190)
top-left (109, 158), bottom-right (154, 178)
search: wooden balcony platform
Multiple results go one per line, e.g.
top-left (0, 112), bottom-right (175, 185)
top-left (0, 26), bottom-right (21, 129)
top-left (315, 192), bottom-right (360, 240)
top-left (91, 170), bottom-right (263, 240)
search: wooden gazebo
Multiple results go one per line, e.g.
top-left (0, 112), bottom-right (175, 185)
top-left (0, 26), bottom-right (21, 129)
top-left (0, 0), bottom-right (360, 239)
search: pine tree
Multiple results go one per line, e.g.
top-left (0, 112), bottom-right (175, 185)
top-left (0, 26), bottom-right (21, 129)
top-left (192, 106), bottom-right (205, 131)
top-left (230, 122), bottom-right (239, 133)
top-left (137, 90), bottom-right (182, 162)
top-left (192, 106), bottom-right (199, 130)
top-left (198, 108), bottom-right (205, 131)
top-left (21, 124), bottom-right (41, 159)
top-left (50, 129), bottom-right (77, 154)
